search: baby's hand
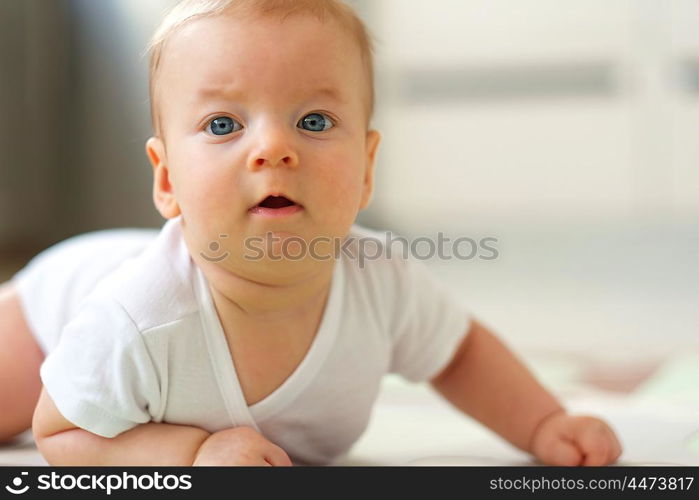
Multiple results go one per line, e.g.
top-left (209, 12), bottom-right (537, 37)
top-left (530, 411), bottom-right (622, 466)
top-left (193, 426), bottom-right (292, 466)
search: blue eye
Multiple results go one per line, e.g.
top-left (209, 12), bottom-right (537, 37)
top-left (208, 116), bottom-right (242, 135)
top-left (298, 113), bottom-right (334, 132)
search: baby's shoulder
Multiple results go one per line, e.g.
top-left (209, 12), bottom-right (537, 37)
top-left (340, 224), bottom-right (420, 293)
top-left (87, 218), bottom-right (199, 333)
top-left (344, 223), bottom-right (414, 268)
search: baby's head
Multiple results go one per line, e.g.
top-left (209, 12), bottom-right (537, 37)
top-left (144, 0), bottom-right (381, 285)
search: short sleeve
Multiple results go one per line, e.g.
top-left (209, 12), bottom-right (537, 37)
top-left (389, 257), bottom-right (471, 382)
top-left (11, 228), bottom-right (157, 354)
top-left (39, 296), bottom-right (162, 438)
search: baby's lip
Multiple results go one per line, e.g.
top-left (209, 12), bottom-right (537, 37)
top-left (250, 192), bottom-right (302, 210)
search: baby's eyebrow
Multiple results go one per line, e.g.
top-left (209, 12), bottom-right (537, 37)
top-left (196, 86), bottom-right (246, 101)
top-left (313, 87), bottom-right (345, 103)
top-left (195, 85), bottom-right (345, 104)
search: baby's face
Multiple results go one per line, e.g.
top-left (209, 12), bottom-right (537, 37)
top-left (147, 13), bottom-right (380, 283)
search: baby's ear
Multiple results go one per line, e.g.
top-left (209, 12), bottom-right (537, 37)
top-left (359, 129), bottom-right (381, 210)
top-left (146, 137), bottom-right (181, 219)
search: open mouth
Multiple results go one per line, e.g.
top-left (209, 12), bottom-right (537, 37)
top-left (257, 195), bottom-right (296, 209)
top-left (249, 194), bottom-right (303, 217)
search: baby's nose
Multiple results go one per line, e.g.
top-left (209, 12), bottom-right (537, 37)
top-left (246, 128), bottom-right (299, 169)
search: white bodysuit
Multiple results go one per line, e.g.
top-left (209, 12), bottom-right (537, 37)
top-left (13, 217), bottom-right (470, 465)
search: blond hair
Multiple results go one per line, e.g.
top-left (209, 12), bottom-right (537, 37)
top-left (147, 0), bottom-right (375, 135)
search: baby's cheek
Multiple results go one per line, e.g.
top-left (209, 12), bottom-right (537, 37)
top-left (178, 180), bottom-right (215, 218)
top-left (320, 158), bottom-right (365, 198)
top-left (183, 166), bottom-right (233, 210)
top-left (177, 180), bottom-right (236, 249)
top-left (318, 169), bottom-right (365, 228)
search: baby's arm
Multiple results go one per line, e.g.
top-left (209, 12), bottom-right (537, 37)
top-left (33, 387), bottom-right (209, 465)
top-left (33, 388), bottom-right (291, 466)
top-left (430, 319), bottom-right (621, 465)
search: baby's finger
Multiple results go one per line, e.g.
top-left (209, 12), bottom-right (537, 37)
top-left (578, 426), bottom-right (610, 466)
top-left (264, 444), bottom-right (293, 466)
top-left (605, 426), bottom-right (623, 463)
top-left (544, 439), bottom-right (582, 466)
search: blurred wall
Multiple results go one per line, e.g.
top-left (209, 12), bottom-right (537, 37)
top-left (0, 0), bottom-right (173, 253)
top-left (361, 0), bottom-right (699, 234)
top-left (0, 0), bottom-right (72, 250)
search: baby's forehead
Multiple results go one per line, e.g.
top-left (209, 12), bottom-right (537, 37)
top-left (159, 14), bottom-right (364, 94)
top-left (167, 12), bottom-right (357, 58)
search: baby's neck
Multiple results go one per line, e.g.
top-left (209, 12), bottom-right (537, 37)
top-left (203, 259), bottom-right (335, 332)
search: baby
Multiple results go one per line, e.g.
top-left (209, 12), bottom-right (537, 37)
top-left (0, 0), bottom-right (621, 466)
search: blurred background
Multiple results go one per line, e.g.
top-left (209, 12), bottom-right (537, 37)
top-left (1, 0), bottom-right (698, 465)
top-left (0, 0), bottom-right (697, 365)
